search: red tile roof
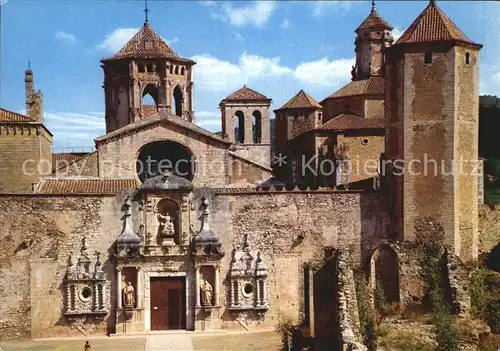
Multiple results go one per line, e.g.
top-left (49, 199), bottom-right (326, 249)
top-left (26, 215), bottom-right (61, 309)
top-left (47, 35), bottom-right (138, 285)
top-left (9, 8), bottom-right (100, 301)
top-left (52, 152), bottom-right (89, 170)
top-left (323, 77), bottom-right (385, 101)
top-left (37, 179), bottom-right (139, 194)
top-left (395, 2), bottom-right (480, 47)
top-left (102, 22), bottom-right (194, 63)
top-left (0, 108), bottom-right (34, 122)
top-left (357, 6), bottom-right (392, 31)
top-left (222, 86), bottom-right (270, 102)
top-left (317, 113), bottom-right (384, 131)
top-left (275, 90), bottom-right (322, 111)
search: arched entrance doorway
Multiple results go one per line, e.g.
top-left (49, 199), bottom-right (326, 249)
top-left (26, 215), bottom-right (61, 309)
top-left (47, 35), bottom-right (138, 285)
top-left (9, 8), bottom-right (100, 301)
top-left (136, 141), bottom-right (195, 182)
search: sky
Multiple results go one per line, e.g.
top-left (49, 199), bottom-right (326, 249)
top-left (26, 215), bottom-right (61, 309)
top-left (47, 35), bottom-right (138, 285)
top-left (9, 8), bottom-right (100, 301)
top-left (1, 0), bottom-right (499, 151)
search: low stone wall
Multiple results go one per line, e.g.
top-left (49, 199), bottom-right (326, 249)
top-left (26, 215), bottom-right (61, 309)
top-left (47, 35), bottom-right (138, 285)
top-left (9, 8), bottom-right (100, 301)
top-left (336, 249), bottom-right (367, 351)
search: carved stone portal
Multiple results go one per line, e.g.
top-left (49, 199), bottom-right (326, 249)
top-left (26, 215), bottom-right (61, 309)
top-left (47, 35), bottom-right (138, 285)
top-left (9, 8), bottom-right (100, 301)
top-left (227, 235), bottom-right (269, 312)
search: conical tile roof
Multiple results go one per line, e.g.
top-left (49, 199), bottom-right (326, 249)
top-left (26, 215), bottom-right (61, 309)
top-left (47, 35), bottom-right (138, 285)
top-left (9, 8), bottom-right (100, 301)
top-left (356, 4), bottom-right (392, 31)
top-left (222, 86), bottom-right (270, 102)
top-left (395, 2), bottom-right (480, 46)
top-left (102, 21), bottom-right (193, 62)
top-left (276, 90), bottom-right (321, 111)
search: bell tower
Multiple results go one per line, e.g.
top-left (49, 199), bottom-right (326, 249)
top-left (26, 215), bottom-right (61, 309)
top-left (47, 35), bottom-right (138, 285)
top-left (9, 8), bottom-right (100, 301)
top-left (352, 0), bottom-right (393, 80)
top-left (101, 18), bottom-right (196, 133)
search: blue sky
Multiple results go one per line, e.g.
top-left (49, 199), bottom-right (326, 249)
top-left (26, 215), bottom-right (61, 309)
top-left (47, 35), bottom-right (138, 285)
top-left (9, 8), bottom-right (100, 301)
top-left (1, 0), bottom-right (499, 151)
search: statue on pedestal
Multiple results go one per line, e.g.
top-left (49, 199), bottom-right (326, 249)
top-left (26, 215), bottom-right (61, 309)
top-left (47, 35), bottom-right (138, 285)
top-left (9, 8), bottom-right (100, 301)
top-left (123, 281), bottom-right (136, 308)
top-left (200, 276), bottom-right (213, 307)
top-left (158, 213), bottom-right (175, 237)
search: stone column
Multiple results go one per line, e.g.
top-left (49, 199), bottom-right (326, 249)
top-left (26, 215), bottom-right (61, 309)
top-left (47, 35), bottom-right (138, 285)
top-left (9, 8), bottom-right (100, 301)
top-left (214, 266), bottom-right (220, 306)
top-left (117, 267), bottom-right (123, 309)
top-left (136, 267), bottom-right (142, 309)
top-left (256, 280), bottom-right (261, 306)
top-left (195, 265), bottom-right (201, 307)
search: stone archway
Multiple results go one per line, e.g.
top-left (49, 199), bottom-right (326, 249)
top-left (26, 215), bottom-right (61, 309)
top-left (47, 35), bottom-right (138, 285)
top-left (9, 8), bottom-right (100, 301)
top-left (136, 140), bottom-right (194, 182)
top-left (369, 244), bottom-right (400, 307)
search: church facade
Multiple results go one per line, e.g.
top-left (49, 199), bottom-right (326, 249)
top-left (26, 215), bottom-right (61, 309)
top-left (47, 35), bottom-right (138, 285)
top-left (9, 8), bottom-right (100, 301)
top-left (0, 1), bottom-right (489, 347)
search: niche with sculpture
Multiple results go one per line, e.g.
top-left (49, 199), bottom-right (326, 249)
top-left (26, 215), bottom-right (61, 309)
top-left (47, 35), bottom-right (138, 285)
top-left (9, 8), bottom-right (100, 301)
top-left (155, 198), bottom-right (180, 245)
top-left (227, 235), bottom-right (269, 312)
top-left (63, 237), bottom-right (110, 324)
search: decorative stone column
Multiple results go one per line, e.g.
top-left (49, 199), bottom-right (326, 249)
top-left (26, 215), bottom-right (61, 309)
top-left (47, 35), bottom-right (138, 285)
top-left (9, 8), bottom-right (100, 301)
top-left (117, 267), bottom-right (123, 309)
top-left (214, 265), bottom-right (220, 306)
top-left (136, 267), bottom-right (142, 309)
top-left (195, 265), bottom-right (201, 307)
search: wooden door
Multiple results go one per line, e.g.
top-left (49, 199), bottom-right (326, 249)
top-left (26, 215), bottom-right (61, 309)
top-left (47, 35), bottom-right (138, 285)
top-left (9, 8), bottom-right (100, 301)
top-left (150, 278), bottom-right (185, 330)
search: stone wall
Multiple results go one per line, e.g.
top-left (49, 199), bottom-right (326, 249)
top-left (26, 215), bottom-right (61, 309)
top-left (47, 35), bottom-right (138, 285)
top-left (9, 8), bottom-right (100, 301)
top-left (0, 194), bottom-right (124, 339)
top-left (0, 190), bottom-right (389, 339)
top-left (478, 204), bottom-right (500, 255)
top-left (0, 125), bottom-right (52, 193)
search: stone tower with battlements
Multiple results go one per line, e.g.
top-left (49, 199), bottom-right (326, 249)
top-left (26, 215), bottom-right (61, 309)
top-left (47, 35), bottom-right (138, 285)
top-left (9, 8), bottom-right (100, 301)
top-left (384, 1), bottom-right (482, 260)
top-left (101, 20), bottom-right (196, 133)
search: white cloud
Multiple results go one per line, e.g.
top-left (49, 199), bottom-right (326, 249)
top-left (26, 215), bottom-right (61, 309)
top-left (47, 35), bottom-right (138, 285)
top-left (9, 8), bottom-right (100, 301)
top-left (195, 111), bottom-right (221, 130)
top-left (167, 37), bottom-right (180, 45)
top-left (191, 52), bottom-right (353, 91)
top-left (311, 1), bottom-right (354, 17)
top-left (214, 1), bottom-right (277, 28)
top-left (0, 0), bottom-right (8, 6)
top-left (392, 27), bottom-right (404, 42)
top-left (295, 57), bottom-right (354, 86)
top-left (280, 18), bottom-right (290, 29)
top-left (98, 28), bottom-right (139, 53)
top-left (191, 52), bottom-right (292, 92)
top-left (199, 0), bottom-right (216, 6)
top-left (55, 31), bottom-right (76, 43)
top-left (45, 111), bottom-right (105, 130)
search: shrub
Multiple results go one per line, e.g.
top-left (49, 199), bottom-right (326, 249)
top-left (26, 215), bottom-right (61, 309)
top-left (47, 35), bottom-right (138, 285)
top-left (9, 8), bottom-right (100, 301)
top-left (415, 221), bottom-right (460, 350)
top-left (355, 277), bottom-right (378, 351)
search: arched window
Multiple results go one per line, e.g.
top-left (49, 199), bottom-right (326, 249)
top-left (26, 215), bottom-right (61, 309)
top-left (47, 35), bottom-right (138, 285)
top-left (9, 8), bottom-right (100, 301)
top-left (169, 65), bottom-right (173, 74)
top-left (173, 85), bottom-right (183, 117)
top-left (252, 110), bottom-right (262, 143)
top-left (147, 63), bottom-right (153, 72)
top-left (138, 63), bottom-right (145, 73)
top-left (424, 52), bottom-right (433, 64)
top-left (234, 111), bottom-right (245, 143)
top-left (465, 52), bottom-right (471, 65)
top-left (142, 84), bottom-right (158, 106)
top-left (175, 66), bottom-right (179, 75)
top-left (180, 67), bottom-right (185, 75)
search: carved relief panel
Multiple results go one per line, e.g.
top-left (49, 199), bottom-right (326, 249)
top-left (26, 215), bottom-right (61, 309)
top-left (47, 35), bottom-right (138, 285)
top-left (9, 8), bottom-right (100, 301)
top-left (63, 237), bottom-right (110, 324)
top-left (227, 235), bottom-right (269, 312)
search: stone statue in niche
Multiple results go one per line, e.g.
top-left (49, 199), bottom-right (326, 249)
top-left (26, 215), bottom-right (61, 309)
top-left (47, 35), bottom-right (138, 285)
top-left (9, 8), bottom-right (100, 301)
top-left (77, 237), bottom-right (91, 279)
top-left (200, 276), bottom-right (213, 307)
top-left (158, 212), bottom-right (175, 238)
top-left (122, 281), bottom-right (135, 308)
top-left (94, 252), bottom-right (104, 279)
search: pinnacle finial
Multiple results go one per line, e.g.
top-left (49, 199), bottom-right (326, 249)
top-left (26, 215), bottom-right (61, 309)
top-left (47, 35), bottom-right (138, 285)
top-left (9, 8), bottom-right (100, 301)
top-left (371, 0), bottom-right (376, 11)
top-left (144, 0), bottom-right (150, 23)
top-left (28, 59), bottom-right (31, 70)
top-left (430, 0), bottom-right (436, 5)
